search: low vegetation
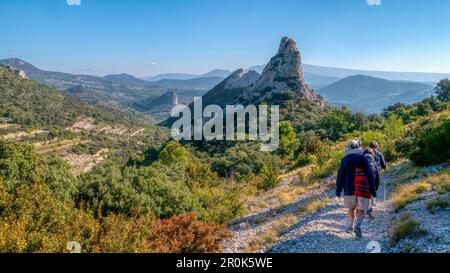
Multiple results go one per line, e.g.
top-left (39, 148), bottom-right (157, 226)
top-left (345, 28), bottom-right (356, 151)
top-left (425, 171), bottom-right (450, 194)
top-left (0, 66), bottom-right (148, 130)
top-left (409, 120), bottom-right (450, 166)
top-left (392, 182), bottom-right (431, 212)
top-left (245, 214), bottom-right (298, 253)
top-left (298, 198), bottom-right (330, 215)
top-left (0, 139), bottom-right (232, 252)
top-left (426, 197), bottom-right (450, 213)
top-left (391, 214), bottom-right (428, 245)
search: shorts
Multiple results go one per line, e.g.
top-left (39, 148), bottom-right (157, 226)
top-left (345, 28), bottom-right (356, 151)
top-left (343, 195), bottom-right (371, 211)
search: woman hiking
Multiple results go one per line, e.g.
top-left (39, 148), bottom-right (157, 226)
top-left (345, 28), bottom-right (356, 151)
top-left (336, 140), bottom-right (377, 238)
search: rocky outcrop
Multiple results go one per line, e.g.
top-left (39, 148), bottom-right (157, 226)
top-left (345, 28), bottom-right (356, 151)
top-left (237, 37), bottom-right (326, 107)
top-left (4, 65), bottom-right (28, 79)
top-left (18, 70), bottom-right (27, 79)
top-left (160, 36), bottom-right (328, 127)
top-left (201, 69), bottom-right (260, 107)
top-left (224, 69), bottom-right (260, 90)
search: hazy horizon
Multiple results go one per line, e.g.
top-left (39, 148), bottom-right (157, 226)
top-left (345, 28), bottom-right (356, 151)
top-left (3, 57), bottom-right (450, 80)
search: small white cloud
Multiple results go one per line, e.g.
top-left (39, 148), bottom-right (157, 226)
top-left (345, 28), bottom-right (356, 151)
top-left (66, 0), bottom-right (81, 6)
top-left (367, 0), bottom-right (381, 6)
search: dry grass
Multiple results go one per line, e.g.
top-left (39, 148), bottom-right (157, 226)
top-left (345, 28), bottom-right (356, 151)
top-left (392, 182), bottom-right (431, 212)
top-left (393, 164), bottom-right (425, 186)
top-left (35, 138), bottom-right (88, 154)
top-left (245, 183), bottom-right (319, 215)
top-left (425, 171), bottom-right (450, 194)
top-left (245, 214), bottom-right (298, 253)
top-left (276, 187), bottom-right (309, 206)
top-left (279, 164), bottom-right (315, 180)
top-left (298, 198), bottom-right (330, 215)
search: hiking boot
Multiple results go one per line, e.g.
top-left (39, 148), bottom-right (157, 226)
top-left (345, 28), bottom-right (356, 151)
top-left (354, 226), bottom-right (362, 238)
top-left (368, 212), bottom-right (376, 220)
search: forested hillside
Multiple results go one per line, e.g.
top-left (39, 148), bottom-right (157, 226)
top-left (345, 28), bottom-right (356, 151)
top-left (0, 66), bottom-right (152, 129)
top-left (0, 65), bottom-right (168, 176)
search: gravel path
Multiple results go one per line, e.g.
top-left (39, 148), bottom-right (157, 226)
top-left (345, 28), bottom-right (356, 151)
top-left (223, 163), bottom-right (449, 253)
top-left (268, 184), bottom-right (391, 253)
top-left (223, 169), bottom-right (396, 253)
top-left (222, 176), bottom-right (335, 253)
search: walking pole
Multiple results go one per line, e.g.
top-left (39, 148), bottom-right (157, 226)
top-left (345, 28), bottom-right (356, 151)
top-left (384, 177), bottom-right (387, 201)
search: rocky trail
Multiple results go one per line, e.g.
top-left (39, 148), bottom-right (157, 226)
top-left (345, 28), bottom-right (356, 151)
top-left (222, 162), bottom-right (450, 253)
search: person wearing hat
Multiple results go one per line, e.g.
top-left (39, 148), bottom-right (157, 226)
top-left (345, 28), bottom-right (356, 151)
top-left (336, 139), bottom-right (377, 238)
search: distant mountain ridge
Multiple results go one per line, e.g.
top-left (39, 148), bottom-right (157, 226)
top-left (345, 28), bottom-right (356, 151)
top-left (0, 65), bottom-right (151, 129)
top-left (144, 69), bottom-right (232, 82)
top-left (302, 64), bottom-right (450, 83)
top-left (317, 74), bottom-right (434, 113)
top-left (144, 63), bottom-right (449, 92)
top-left (0, 58), bottom-right (169, 105)
top-left (2, 55), bottom-right (447, 118)
top-left (247, 63), bottom-right (450, 84)
top-left (103, 73), bottom-right (155, 87)
top-left (153, 76), bottom-right (224, 91)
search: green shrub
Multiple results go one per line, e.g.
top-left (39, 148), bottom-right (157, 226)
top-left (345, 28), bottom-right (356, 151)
top-left (78, 162), bottom-right (199, 218)
top-left (391, 214), bottom-right (427, 245)
top-left (257, 164), bottom-right (280, 191)
top-left (294, 154), bottom-right (318, 168)
top-left (426, 198), bottom-right (450, 213)
top-left (409, 120), bottom-right (450, 166)
top-left (279, 121), bottom-right (300, 158)
top-left (0, 140), bottom-right (77, 202)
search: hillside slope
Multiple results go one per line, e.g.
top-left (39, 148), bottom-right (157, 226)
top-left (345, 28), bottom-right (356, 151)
top-left (0, 58), bottom-right (169, 107)
top-left (317, 75), bottom-right (434, 113)
top-left (0, 66), bottom-right (166, 175)
top-left (0, 66), bottom-right (150, 128)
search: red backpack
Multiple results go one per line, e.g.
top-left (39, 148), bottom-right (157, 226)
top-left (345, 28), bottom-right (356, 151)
top-left (354, 168), bottom-right (372, 199)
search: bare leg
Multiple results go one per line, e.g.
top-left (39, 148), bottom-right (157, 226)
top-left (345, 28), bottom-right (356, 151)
top-left (346, 208), bottom-right (356, 231)
top-left (348, 208), bottom-right (356, 221)
top-left (354, 209), bottom-right (365, 238)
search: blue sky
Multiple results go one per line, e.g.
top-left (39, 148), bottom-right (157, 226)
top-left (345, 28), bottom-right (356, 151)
top-left (1, 0), bottom-right (449, 76)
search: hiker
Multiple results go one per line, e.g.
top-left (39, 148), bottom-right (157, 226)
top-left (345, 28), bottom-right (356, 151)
top-left (344, 139), bottom-right (363, 156)
top-left (336, 140), bottom-right (377, 238)
top-left (369, 141), bottom-right (387, 192)
top-left (366, 141), bottom-right (388, 219)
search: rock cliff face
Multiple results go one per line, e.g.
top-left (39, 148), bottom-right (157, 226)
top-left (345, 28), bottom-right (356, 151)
top-left (223, 69), bottom-right (260, 90)
top-left (237, 36), bottom-right (326, 107)
top-left (161, 36), bottom-right (328, 127)
top-left (200, 69), bottom-right (260, 107)
top-left (18, 70), bottom-right (27, 79)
